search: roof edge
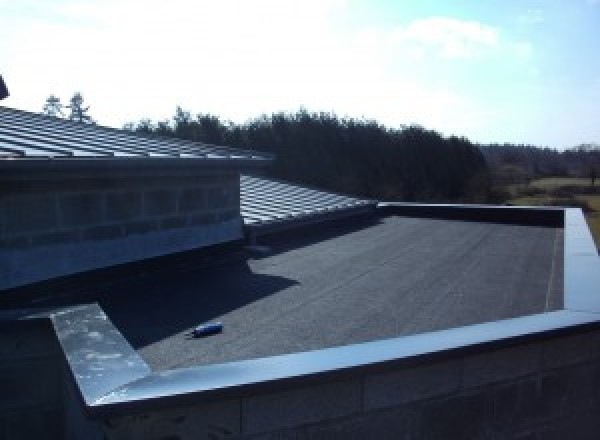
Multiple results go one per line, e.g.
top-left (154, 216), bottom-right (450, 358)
top-left (0, 157), bottom-right (271, 180)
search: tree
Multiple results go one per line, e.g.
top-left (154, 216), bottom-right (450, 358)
top-left (66, 92), bottom-right (94, 124)
top-left (42, 95), bottom-right (65, 118)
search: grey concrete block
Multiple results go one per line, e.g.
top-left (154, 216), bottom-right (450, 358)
top-left (540, 363), bottom-right (600, 416)
top-left (419, 391), bottom-right (494, 440)
top-left (104, 400), bottom-right (240, 440)
top-left (124, 220), bottom-right (158, 236)
top-left (60, 193), bottom-right (104, 227)
top-left (3, 407), bottom-right (63, 440)
top-left (144, 189), bottom-right (178, 216)
top-left (242, 380), bottom-right (362, 435)
top-left (0, 218), bottom-right (242, 289)
top-left (364, 359), bottom-right (461, 410)
top-left (542, 332), bottom-right (593, 370)
top-left (493, 378), bottom-right (553, 429)
top-left (0, 325), bottom-right (60, 361)
top-left (3, 195), bottom-right (58, 235)
top-left (83, 224), bottom-right (124, 241)
top-left (463, 343), bottom-right (540, 388)
top-left (31, 230), bottom-right (80, 247)
top-left (537, 409), bottom-right (600, 440)
top-left (0, 236), bottom-right (31, 249)
top-left (160, 215), bottom-right (189, 230)
top-left (207, 187), bottom-right (229, 209)
top-left (189, 212), bottom-right (216, 226)
top-left (0, 359), bottom-right (61, 411)
top-left (178, 187), bottom-right (206, 213)
top-left (246, 405), bottom-right (416, 440)
top-left (105, 192), bottom-right (142, 222)
top-left (218, 208), bottom-right (240, 222)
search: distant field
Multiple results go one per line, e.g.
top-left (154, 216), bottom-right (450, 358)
top-left (507, 177), bottom-right (600, 247)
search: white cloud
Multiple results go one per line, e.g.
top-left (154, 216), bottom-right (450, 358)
top-left (517, 9), bottom-right (544, 24)
top-left (513, 41), bottom-right (534, 59)
top-left (0, 3), bottom-right (540, 142)
top-left (392, 17), bottom-right (499, 59)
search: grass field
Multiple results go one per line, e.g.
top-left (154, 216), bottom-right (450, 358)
top-left (506, 177), bottom-right (600, 247)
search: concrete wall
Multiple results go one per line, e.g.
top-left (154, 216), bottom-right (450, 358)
top-left (0, 172), bottom-right (242, 289)
top-left (100, 327), bottom-right (600, 440)
top-left (0, 322), bottom-right (64, 439)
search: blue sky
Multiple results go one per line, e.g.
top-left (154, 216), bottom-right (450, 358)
top-left (1, 0), bottom-right (598, 148)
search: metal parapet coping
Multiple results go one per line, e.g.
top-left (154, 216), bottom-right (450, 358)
top-left (2, 205), bottom-right (599, 419)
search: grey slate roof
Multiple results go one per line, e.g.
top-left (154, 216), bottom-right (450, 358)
top-left (240, 174), bottom-right (376, 229)
top-left (0, 106), bottom-right (270, 162)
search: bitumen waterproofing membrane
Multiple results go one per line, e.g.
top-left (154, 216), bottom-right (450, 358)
top-left (72, 214), bottom-right (563, 371)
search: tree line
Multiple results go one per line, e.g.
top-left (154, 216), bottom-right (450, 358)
top-left (124, 108), bottom-right (490, 202)
top-left (42, 95), bottom-right (598, 202)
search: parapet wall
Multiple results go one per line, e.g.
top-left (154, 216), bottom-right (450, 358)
top-left (0, 172), bottom-right (242, 290)
top-left (99, 325), bottom-right (600, 439)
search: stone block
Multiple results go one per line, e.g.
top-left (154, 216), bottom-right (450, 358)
top-left (105, 192), bottom-right (142, 222)
top-left (160, 216), bottom-right (189, 230)
top-left (246, 405), bottom-right (416, 440)
top-left (542, 331), bottom-right (596, 370)
top-left (83, 224), bottom-right (124, 241)
top-left (178, 187), bottom-right (206, 213)
top-left (3, 195), bottom-right (58, 235)
top-left (207, 187), bottom-right (229, 209)
top-left (124, 220), bottom-right (158, 236)
top-left (364, 359), bottom-right (461, 410)
top-left (493, 378), bottom-right (554, 429)
top-left (60, 193), bottom-right (104, 227)
top-left (537, 410), bottom-right (600, 440)
top-left (242, 380), bottom-right (362, 435)
top-left (189, 212), bottom-right (216, 226)
top-left (0, 236), bottom-right (31, 249)
top-left (540, 363), bottom-right (600, 416)
top-left (463, 343), bottom-right (540, 388)
top-left (143, 190), bottom-right (178, 217)
top-left (0, 325), bottom-right (60, 361)
top-left (419, 391), bottom-right (494, 440)
top-left (218, 209), bottom-right (240, 222)
top-left (2, 407), bottom-right (63, 440)
top-left (31, 230), bottom-right (81, 247)
top-left (104, 400), bottom-right (240, 440)
top-left (0, 359), bottom-right (61, 411)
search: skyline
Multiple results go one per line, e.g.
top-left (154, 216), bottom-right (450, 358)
top-left (1, 0), bottom-right (599, 149)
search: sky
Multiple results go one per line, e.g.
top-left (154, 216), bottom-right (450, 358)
top-left (1, 0), bottom-right (599, 149)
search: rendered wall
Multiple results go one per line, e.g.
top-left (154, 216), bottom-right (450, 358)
top-left (0, 172), bottom-right (242, 290)
top-left (101, 327), bottom-right (600, 440)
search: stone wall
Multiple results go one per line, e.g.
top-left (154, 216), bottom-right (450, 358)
top-left (0, 172), bottom-right (242, 289)
top-left (0, 321), bottom-right (64, 439)
top-left (101, 327), bottom-right (600, 440)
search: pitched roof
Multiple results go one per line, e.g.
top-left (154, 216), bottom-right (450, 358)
top-left (0, 106), bottom-right (271, 164)
top-left (240, 174), bottom-right (377, 231)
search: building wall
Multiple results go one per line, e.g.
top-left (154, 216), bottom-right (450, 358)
top-left (101, 327), bottom-right (600, 440)
top-left (0, 172), bottom-right (242, 290)
top-left (0, 322), bottom-right (64, 439)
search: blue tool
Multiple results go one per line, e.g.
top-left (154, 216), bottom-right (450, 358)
top-left (192, 322), bottom-right (223, 338)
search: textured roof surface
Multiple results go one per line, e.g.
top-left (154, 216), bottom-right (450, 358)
top-left (37, 215), bottom-right (563, 370)
top-left (0, 106), bottom-right (270, 162)
top-left (240, 174), bottom-right (376, 227)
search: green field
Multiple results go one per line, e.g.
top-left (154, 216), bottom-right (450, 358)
top-left (507, 177), bottom-right (600, 247)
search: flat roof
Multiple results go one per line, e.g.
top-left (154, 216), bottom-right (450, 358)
top-left (0, 106), bottom-right (271, 164)
top-left (32, 214), bottom-right (563, 371)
